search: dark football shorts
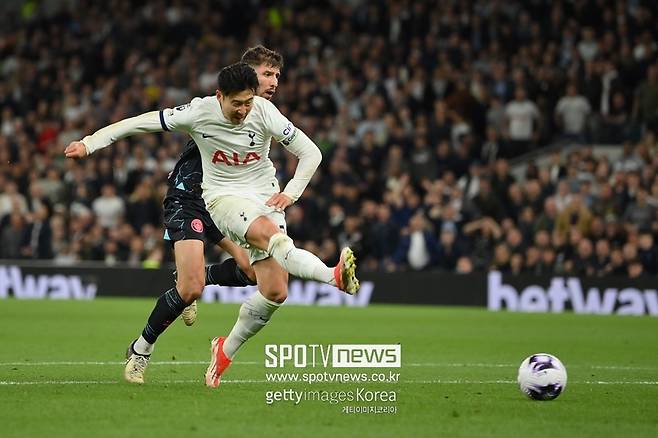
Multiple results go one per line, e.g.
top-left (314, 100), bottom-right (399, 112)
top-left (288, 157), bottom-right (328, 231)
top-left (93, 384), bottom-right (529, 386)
top-left (162, 191), bottom-right (224, 246)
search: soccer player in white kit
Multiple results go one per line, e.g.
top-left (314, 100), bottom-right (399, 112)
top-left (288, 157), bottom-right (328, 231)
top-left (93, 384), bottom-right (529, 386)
top-left (64, 62), bottom-right (359, 387)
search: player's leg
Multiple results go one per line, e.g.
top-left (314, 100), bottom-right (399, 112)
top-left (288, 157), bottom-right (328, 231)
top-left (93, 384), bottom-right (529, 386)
top-left (246, 216), bottom-right (359, 294)
top-left (206, 195), bottom-right (359, 294)
top-left (205, 257), bottom-right (286, 388)
top-left (223, 258), bottom-right (286, 357)
top-left (175, 212), bottom-right (251, 326)
top-left (203, 238), bottom-right (257, 286)
top-left (125, 240), bottom-right (205, 384)
top-left (179, 217), bottom-right (256, 325)
top-left (202, 195), bottom-right (354, 387)
top-left (222, 238), bottom-right (255, 282)
top-left (172, 239), bottom-right (207, 301)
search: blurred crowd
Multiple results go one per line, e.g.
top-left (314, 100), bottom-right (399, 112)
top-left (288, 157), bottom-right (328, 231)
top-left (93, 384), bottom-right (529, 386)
top-left (1, 0), bottom-right (658, 278)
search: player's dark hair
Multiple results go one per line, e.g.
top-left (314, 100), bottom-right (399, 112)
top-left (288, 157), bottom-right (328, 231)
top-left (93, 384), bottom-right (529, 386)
top-left (241, 45), bottom-right (284, 69)
top-left (216, 62), bottom-right (259, 96)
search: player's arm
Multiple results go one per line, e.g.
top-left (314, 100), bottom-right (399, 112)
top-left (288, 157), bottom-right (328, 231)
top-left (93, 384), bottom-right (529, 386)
top-left (64, 111), bottom-right (164, 158)
top-left (260, 99), bottom-right (322, 209)
top-left (65, 103), bottom-right (196, 158)
top-left (278, 129), bottom-right (322, 202)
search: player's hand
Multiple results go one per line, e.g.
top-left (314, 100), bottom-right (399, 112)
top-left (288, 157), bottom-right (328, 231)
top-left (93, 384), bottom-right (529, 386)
top-left (64, 141), bottom-right (88, 159)
top-left (266, 193), bottom-right (293, 211)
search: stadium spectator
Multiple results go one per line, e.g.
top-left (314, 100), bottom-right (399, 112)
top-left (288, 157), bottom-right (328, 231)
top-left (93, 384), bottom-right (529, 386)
top-left (457, 161), bottom-right (483, 202)
top-left (22, 201), bottom-right (53, 260)
top-left (627, 258), bottom-right (646, 279)
top-left (593, 239), bottom-right (611, 276)
top-left (637, 232), bottom-right (658, 275)
top-left (409, 135), bottom-right (438, 186)
top-left (0, 180), bottom-right (28, 218)
top-left (126, 181), bottom-right (161, 232)
top-left (0, 212), bottom-right (27, 259)
top-left (567, 238), bottom-right (596, 276)
top-left (436, 222), bottom-right (463, 272)
top-left (480, 126), bottom-right (502, 165)
top-left (490, 243), bottom-right (512, 273)
top-left (455, 256), bottom-right (474, 274)
top-left (600, 91), bottom-right (631, 144)
top-left (556, 195), bottom-right (593, 237)
top-left (634, 65), bottom-right (658, 134)
top-left (622, 187), bottom-right (655, 230)
top-left (92, 184), bottom-right (126, 229)
top-left (577, 27), bottom-right (599, 62)
top-left (553, 180), bottom-right (574, 213)
top-left (504, 87), bottom-right (540, 157)
top-left (555, 83), bottom-right (591, 141)
top-left (466, 177), bottom-right (505, 222)
top-left (391, 211), bottom-right (440, 271)
top-left (371, 203), bottom-right (399, 266)
top-left (537, 247), bottom-right (557, 275)
top-left (613, 142), bottom-right (645, 173)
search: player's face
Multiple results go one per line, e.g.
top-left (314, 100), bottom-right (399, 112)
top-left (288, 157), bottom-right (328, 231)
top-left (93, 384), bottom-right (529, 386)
top-left (253, 64), bottom-right (280, 100)
top-left (216, 89), bottom-right (254, 124)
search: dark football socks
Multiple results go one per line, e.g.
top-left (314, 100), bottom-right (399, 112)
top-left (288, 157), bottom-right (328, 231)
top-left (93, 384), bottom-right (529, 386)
top-left (205, 258), bottom-right (256, 287)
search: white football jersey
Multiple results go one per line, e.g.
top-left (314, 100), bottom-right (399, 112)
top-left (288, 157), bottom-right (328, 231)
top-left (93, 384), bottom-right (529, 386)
top-left (160, 95), bottom-right (298, 203)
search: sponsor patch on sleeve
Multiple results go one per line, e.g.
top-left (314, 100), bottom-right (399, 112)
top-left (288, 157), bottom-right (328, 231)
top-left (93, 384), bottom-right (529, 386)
top-left (281, 123), bottom-right (298, 145)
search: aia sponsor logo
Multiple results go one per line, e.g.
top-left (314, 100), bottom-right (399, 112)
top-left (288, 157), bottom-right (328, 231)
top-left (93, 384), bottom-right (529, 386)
top-left (191, 219), bottom-right (204, 233)
top-left (212, 150), bottom-right (261, 165)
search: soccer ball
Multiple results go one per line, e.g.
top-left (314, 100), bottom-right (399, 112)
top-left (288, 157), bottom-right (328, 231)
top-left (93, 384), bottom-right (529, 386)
top-left (517, 353), bottom-right (567, 400)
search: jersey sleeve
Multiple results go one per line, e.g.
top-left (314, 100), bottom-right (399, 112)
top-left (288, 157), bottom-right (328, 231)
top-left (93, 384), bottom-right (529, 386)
top-left (263, 99), bottom-right (322, 202)
top-left (279, 128), bottom-right (323, 202)
top-left (259, 99), bottom-right (322, 202)
top-left (159, 99), bottom-right (200, 133)
top-left (81, 111), bottom-right (164, 155)
top-left (260, 98), bottom-right (299, 145)
top-left (80, 99), bottom-right (200, 155)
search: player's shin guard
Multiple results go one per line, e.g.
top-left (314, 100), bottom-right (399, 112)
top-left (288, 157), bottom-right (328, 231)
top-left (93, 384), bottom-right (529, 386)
top-left (141, 287), bottom-right (188, 345)
top-left (267, 233), bottom-right (334, 283)
top-left (223, 291), bottom-right (281, 359)
top-left (205, 258), bottom-right (256, 286)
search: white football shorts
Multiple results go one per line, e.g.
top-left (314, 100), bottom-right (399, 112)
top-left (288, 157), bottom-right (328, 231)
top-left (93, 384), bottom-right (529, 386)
top-left (206, 194), bottom-right (287, 264)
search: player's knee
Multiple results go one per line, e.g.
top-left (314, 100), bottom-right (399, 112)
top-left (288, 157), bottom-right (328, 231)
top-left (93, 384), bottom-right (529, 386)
top-left (177, 275), bottom-right (205, 302)
top-left (267, 233), bottom-right (293, 256)
top-left (263, 288), bottom-right (287, 304)
top-left (248, 217), bottom-right (281, 250)
top-left (259, 276), bottom-right (288, 303)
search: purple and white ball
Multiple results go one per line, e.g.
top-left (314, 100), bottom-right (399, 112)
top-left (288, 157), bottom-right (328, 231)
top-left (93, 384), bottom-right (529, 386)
top-left (517, 353), bottom-right (568, 400)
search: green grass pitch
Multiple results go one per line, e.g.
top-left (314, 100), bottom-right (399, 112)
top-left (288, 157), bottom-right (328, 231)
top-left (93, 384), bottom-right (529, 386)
top-left (1, 298), bottom-right (657, 437)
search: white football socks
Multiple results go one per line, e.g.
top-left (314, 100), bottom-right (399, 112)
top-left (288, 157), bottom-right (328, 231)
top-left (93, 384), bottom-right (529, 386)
top-left (267, 234), bottom-right (335, 285)
top-left (133, 336), bottom-right (154, 355)
top-left (223, 235), bottom-right (336, 359)
top-left (223, 291), bottom-right (281, 360)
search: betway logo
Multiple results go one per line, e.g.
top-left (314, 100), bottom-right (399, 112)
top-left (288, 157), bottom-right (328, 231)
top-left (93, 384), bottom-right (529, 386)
top-left (0, 266), bottom-right (97, 300)
top-left (487, 271), bottom-right (658, 316)
top-left (202, 280), bottom-right (373, 307)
